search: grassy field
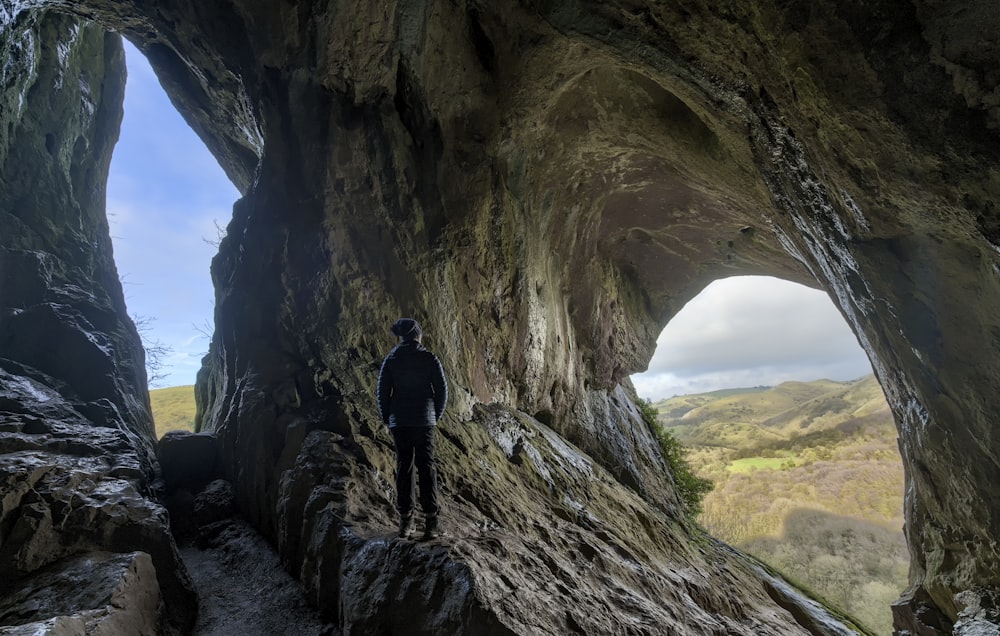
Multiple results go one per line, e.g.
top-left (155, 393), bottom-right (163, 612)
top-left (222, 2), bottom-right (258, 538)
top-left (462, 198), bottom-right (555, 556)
top-left (653, 375), bottom-right (906, 635)
top-left (149, 385), bottom-right (197, 438)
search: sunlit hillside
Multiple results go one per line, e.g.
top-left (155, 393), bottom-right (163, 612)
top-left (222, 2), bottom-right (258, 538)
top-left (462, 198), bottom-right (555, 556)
top-left (653, 375), bottom-right (905, 635)
top-left (149, 385), bottom-right (197, 438)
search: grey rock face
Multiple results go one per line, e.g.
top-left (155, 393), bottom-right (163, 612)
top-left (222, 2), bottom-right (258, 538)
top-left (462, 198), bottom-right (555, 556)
top-left (0, 551), bottom-right (160, 636)
top-left (0, 369), bottom-right (196, 632)
top-left (2, 0), bottom-right (1000, 633)
top-left (0, 8), bottom-right (195, 633)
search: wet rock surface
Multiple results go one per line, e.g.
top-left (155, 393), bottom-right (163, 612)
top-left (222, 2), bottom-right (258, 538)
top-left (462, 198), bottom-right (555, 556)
top-left (0, 9), bottom-right (195, 633)
top-left (268, 405), bottom-right (860, 634)
top-left (0, 551), bottom-right (160, 636)
top-left (2, 0), bottom-right (1000, 633)
top-left (0, 369), bottom-right (196, 633)
top-left (179, 517), bottom-right (335, 636)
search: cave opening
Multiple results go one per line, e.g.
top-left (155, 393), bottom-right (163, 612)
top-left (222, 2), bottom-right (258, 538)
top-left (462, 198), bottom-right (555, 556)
top-left (632, 275), bottom-right (906, 633)
top-left (3, 2), bottom-right (998, 631)
top-left (107, 41), bottom-right (237, 399)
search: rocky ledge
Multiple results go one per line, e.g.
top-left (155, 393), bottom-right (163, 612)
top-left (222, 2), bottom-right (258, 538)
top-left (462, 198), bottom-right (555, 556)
top-left (4, 0), bottom-right (1000, 633)
top-left (0, 366), bottom-right (196, 633)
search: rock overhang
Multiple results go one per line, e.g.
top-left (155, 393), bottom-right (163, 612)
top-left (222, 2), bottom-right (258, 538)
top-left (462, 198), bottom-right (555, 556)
top-left (2, 1), bottom-right (999, 632)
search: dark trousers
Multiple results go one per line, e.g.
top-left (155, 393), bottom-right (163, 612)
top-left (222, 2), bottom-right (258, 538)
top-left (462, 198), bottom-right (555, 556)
top-left (391, 426), bottom-right (440, 518)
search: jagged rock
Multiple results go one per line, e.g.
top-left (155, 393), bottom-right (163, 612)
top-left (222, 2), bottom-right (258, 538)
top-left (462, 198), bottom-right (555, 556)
top-left (0, 8), bottom-right (150, 438)
top-left (2, 0), bottom-right (1000, 633)
top-left (0, 368), bottom-right (196, 632)
top-left (955, 589), bottom-right (1000, 636)
top-left (892, 586), bottom-right (954, 635)
top-left (179, 517), bottom-right (334, 635)
top-left (274, 409), bottom-right (861, 634)
top-left (0, 551), bottom-right (160, 636)
top-left (193, 479), bottom-right (235, 528)
top-left (0, 617), bottom-right (87, 636)
top-left (0, 9), bottom-right (196, 633)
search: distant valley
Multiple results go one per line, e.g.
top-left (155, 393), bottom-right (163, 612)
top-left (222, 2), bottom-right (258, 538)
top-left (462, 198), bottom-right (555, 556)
top-left (652, 375), bottom-right (905, 634)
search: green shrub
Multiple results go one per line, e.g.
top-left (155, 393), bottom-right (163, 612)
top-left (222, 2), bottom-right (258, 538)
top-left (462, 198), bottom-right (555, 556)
top-left (637, 398), bottom-right (713, 516)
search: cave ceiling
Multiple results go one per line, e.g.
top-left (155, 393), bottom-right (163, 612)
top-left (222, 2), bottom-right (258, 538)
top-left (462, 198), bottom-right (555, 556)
top-left (2, 0), bottom-right (1000, 632)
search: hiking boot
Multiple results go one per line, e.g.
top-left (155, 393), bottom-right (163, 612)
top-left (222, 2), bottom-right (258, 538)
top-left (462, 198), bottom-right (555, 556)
top-left (398, 515), bottom-right (413, 539)
top-left (422, 515), bottom-right (442, 540)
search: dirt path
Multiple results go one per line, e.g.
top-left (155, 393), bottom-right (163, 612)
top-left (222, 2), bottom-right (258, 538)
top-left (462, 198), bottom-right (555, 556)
top-left (179, 519), bottom-right (339, 636)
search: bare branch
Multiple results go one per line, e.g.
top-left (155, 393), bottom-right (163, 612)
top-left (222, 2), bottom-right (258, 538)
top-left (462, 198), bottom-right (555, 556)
top-left (132, 313), bottom-right (173, 388)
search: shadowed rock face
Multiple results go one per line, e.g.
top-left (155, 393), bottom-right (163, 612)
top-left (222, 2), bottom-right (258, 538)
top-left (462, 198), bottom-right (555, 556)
top-left (2, 0), bottom-right (999, 633)
top-left (0, 8), bottom-right (195, 633)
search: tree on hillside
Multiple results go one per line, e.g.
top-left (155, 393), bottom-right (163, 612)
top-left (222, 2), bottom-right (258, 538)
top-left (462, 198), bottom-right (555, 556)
top-left (636, 398), bottom-right (713, 516)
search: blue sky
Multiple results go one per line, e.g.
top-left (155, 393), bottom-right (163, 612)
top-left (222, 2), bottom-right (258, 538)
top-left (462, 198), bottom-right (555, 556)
top-left (108, 43), bottom-right (872, 398)
top-left (107, 41), bottom-right (238, 388)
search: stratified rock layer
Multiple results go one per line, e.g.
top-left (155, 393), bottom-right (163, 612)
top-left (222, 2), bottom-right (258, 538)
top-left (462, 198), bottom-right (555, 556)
top-left (2, 0), bottom-right (1000, 633)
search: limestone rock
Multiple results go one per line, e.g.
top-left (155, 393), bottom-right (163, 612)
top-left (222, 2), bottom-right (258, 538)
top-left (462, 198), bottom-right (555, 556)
top-left (892, 586), bottom-right (953, 635)
top-left (0, 617), bottom-right (86, 636)
top-left (0, 551), bottom-right (160, 636)
top-left (193, 478), bottom-right (236, 528)
top-left (3, 0), bottom-right (1000, 633)
top-left (164, 478), bottom-right (236, 540)
top-left (955, 589), bottom-right (1000, 636)
top-left (180, 517), bottom-right (333, 635)
top-left (272, 409), bottom-right (861, 634)
top-left (0, 8), bottom-right (150, 440)
top-left (0, 369), bottom-right (196, 632)
top-left (0, 8), bottom-right (196, 633)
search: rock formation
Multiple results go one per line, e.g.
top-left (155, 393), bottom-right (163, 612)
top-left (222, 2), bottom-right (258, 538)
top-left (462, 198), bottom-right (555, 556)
top-left (2, 0), bottom-right (999, 634)
top-left (0, 8), bottom-right (195, 633)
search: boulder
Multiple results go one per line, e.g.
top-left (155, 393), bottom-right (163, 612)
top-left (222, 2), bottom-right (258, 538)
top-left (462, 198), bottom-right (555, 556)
top-left (157, 430), bottom-right (221, 491)
top-left (0, 551), bottom-right (160, 636)
top-left (0, 368), bottom-right (196, 632)
top-left (194, 479), bottom-right (236, 528)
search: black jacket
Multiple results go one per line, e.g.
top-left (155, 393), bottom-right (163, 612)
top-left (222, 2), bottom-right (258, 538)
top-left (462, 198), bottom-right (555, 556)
top-left (377, 341), bottom-right (447, 428)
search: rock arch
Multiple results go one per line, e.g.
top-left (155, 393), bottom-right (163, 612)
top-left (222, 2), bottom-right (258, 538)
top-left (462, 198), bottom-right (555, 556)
top-left (2, 1), bottom-right (999, 632)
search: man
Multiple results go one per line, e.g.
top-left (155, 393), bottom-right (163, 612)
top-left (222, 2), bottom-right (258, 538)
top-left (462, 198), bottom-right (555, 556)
top-left (377, 317), bottom-right (448, 539)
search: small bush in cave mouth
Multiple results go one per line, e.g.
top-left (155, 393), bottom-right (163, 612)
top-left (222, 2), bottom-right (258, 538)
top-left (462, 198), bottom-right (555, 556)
top-left (637, 398), bottom-right (713, 516)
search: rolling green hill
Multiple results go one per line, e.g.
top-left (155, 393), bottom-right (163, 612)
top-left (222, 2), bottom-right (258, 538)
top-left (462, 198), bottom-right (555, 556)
top-left (653, 375), bottom-right (905, 634)
top-left (149, 385), bottom-right (197, 438)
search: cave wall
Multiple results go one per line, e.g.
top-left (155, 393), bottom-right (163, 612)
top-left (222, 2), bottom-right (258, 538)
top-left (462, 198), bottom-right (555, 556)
top-left (2, 0), bottom-right (1000, 633)
top-left (0, 5), bottom-right (195, 632)
top-left (0, 6), bottom-right (148, 433)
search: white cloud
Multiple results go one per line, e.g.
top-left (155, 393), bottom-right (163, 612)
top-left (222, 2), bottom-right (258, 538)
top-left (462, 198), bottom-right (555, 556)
top-left (631, 276), bottom-right (872, 400)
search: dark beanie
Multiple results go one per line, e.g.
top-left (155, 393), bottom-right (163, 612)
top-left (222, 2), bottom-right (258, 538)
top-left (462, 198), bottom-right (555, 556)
top-left (391, 318), bottom-right (422, 341)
